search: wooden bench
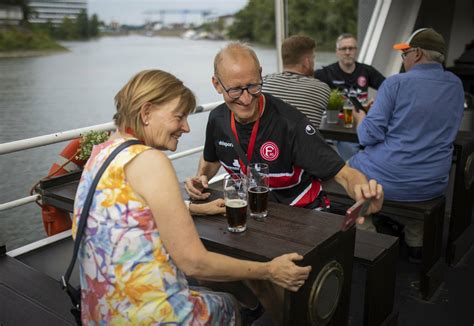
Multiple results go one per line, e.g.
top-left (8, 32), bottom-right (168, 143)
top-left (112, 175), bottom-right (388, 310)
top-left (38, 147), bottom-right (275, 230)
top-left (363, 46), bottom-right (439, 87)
top-left (322, 179), bottom-right (446, 300)
top-left (354, 229), bottom-right (399, 326)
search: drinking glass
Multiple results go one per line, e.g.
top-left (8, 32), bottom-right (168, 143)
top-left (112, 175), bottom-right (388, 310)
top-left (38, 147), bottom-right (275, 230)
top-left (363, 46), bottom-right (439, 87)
top-left (247, 163), bottom-right (269, 221)
top-left (223, 175), bottom-right (248, 233)
top-left (343, 99), bottom-right (353, 128)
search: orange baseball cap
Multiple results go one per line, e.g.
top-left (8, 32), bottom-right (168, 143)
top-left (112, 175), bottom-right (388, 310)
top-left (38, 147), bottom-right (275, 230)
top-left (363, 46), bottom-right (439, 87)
top-left (393, 28), bottom-right (445, 55)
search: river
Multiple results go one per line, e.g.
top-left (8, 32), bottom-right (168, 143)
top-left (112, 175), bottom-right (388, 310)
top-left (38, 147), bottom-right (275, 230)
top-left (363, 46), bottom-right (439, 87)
top-left (0, 35), bottom-right (337, 250)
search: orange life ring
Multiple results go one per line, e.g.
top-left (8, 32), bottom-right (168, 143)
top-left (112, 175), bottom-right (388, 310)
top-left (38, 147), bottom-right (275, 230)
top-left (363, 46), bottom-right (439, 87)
top-left (41, 138), bottom-right (86, 236)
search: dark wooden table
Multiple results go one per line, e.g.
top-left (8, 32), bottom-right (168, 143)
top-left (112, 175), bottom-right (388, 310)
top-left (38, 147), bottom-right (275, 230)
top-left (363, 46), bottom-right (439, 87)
top-left (318, 117), bottom-right (474, 267)
top-left (39, 175), bottom-right (356, 325)
top-left (318, 116), bottom-right (359, 143)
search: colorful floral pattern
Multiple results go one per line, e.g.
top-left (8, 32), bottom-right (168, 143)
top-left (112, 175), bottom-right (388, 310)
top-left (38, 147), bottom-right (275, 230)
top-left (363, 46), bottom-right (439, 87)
top-left (73, 138), bottom-right (236, 325)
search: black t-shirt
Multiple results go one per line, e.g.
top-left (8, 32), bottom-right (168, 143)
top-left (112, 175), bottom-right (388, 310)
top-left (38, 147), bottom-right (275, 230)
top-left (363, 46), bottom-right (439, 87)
top-left (314, 62), bottom-right (385, 102)
top-left (204, 93), bottom-right (344, 208)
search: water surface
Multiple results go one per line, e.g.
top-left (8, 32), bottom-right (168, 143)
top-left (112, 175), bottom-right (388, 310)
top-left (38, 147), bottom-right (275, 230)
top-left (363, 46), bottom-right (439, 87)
top-left (0, 35), bottom-right (337, 250)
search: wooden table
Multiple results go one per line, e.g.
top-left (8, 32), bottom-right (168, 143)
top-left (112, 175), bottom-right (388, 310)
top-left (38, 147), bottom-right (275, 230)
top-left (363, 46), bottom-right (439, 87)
top-left (318, 116), bottom-right (358, 143)
top-left (39, 175), bottom-right (356, 325)
top-left (318, 118), bottom-right (474, 267)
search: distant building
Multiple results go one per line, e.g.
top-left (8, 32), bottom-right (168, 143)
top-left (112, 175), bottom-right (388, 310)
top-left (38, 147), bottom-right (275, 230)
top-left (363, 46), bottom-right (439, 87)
top-left (28, 0), bottom-right (87, 25)
top-left (0, 5), bottom-right (23, 26)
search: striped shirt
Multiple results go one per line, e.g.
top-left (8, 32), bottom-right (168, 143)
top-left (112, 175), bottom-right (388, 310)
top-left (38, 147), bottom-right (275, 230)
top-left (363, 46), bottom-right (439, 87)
top-left (263, 71), bottom-right (331, 127)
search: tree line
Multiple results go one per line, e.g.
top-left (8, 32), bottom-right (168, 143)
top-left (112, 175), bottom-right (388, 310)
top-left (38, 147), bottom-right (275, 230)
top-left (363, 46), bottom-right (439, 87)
top-left (39, 10), bottom-right (100, 40)
top-left (3, 0), bottom-right (100, 40)
top-left (227, 0), bottom-right (357, 49)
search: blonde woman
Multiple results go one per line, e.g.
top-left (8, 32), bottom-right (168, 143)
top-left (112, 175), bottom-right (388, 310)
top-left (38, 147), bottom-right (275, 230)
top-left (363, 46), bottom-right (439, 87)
top-left (73, 69), bottom-right (311, 325)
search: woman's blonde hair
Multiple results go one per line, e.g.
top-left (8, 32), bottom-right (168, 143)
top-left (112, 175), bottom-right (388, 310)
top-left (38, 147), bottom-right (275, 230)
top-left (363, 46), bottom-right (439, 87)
top-left (114, 70), bottom-right (196, 140)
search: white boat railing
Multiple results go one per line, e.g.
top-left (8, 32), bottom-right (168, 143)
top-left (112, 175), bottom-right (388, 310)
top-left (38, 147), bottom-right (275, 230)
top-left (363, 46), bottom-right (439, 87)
top-left (0, 101), bottom-right (223, 212)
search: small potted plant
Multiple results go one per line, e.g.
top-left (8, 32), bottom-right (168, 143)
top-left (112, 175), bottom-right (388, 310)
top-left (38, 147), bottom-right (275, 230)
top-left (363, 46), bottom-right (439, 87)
top-left (326, 89), bottom-right (344, 124)
top-left (77, 130), bottom-right (110, 161)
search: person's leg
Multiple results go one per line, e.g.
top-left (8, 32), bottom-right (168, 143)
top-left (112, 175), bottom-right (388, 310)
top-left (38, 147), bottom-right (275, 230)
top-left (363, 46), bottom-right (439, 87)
top-left (245, 280), bottom-right (284, 326)
top-left (197, 280), bottom-right (259, 308)
top-left (391, 216), bottom-right (423, 247)
top-left (336, 141), bottom-right (361, 161)
top-left (190, 286), bottom-right (241, 325)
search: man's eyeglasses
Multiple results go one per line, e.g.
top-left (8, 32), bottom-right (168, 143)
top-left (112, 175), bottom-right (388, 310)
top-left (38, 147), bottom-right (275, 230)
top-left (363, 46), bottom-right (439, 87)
top-left (215, 76), bottom-right (263, 99)
top-left (401, 48), bottom-right (417, 59)
top-left (337, 46), bottom-right (357, 52)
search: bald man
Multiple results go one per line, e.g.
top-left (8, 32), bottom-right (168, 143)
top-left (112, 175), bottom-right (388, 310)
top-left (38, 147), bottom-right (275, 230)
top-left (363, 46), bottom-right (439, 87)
top-left (184, 41), bottom-right (383, 324)
top-left (186, 42), bottom-right (382, 211)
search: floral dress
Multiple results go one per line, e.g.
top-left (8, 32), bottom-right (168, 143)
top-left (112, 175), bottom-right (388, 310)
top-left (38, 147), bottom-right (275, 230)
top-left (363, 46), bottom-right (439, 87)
top-left (73, 138), bottom-right (236, 325)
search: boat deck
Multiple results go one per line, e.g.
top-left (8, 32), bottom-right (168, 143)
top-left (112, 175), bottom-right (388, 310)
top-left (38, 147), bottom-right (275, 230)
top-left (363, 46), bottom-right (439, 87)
top-left (1, 174), bottom-right (473, 325)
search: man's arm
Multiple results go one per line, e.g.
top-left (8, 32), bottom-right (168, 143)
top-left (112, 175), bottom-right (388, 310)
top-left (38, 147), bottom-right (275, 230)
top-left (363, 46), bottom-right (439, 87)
top-left (333, 164), bottom-right (383, 215)
top-left (355, 80), bottom-right (395, 147)
top-left (184, 155), bottom-right (221, 200)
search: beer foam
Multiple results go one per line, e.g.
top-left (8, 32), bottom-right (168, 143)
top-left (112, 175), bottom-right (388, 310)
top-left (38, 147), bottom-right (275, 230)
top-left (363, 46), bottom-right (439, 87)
top-left (225, 199), bottom-right (247, 208)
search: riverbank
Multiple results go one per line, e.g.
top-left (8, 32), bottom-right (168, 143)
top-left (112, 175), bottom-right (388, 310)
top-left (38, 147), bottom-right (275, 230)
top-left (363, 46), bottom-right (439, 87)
top-left (0, 27), bottom-right (67, 58)
top-left (0, 48), bottom-right (69, 59)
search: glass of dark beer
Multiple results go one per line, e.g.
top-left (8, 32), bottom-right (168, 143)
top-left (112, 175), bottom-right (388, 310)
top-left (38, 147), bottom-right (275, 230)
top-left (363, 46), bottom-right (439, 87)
top-left (223, 175), bottom-right (248, 233)
top-left (247, 163), bottom-right (269, 221)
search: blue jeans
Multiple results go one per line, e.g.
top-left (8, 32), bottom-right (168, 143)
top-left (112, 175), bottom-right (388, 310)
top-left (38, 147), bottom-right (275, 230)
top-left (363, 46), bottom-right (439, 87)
top-left (336, 141), bottom-right (361, 161)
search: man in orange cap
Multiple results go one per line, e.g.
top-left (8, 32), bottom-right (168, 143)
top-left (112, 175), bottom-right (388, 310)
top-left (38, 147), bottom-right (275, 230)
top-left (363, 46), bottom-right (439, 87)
top-left (348, 28), bottom-right (464, 262)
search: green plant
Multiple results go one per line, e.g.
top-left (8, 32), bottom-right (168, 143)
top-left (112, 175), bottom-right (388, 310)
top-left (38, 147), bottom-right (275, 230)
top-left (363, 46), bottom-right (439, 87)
top-left (327, 89), bottom-right (345, 111)
top-left (77, 131), bottom-right (109, 161)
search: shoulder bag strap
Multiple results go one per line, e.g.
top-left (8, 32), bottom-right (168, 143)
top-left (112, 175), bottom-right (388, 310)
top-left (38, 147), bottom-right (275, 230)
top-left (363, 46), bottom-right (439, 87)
top-left (62, 139), bottom-right (141, 288)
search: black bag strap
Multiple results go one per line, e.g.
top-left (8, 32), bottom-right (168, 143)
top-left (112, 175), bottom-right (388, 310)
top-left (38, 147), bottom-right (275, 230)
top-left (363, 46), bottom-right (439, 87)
top-left (223, 107), bottom-right (250, 167)
top-left (61, 139), bottom-right (141, 291)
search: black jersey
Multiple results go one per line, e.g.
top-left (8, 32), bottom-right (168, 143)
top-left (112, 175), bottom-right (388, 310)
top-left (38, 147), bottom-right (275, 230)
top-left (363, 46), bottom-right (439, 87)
top-left (204, 93), bottom-right (344, 209)
top-left (314, 62), bottom-right (385, 102)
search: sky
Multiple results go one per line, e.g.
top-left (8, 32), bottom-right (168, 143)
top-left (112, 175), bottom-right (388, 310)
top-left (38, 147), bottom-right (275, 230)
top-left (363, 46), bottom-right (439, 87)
top-left (88, 0), bottom-right (248, 26)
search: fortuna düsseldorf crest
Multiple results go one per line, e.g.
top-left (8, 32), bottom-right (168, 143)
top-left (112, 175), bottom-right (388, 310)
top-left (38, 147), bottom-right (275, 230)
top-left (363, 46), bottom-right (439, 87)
top-left (260, 142), bottom-right (279, 161)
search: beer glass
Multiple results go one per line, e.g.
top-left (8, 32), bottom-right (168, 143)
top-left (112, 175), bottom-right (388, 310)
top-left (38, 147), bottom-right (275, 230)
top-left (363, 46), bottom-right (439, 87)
top-left (247, 163), bottom-right (270, 221)
top-left (223, 175), bottom-right (248, 233)
top-left (343, 98), bottom-right (353, 128)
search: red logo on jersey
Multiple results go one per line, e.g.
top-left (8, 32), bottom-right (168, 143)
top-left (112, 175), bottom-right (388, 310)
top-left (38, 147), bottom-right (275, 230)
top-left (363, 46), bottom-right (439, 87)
top-left (357, 76), bottom-right (367, 88)
top-left (260, 142), bottom-right (279, 161)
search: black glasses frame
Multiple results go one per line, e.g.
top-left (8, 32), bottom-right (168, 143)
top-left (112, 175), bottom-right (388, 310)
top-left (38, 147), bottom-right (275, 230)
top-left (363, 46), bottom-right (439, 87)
top-left (215, 76), bottom-right (263, 99)
top-left (401, 48), bottom-right (417, 59)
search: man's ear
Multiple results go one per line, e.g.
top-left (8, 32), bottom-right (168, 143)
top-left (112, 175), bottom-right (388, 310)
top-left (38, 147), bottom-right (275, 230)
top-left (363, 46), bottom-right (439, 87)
top-left (212, 76), bottom-right (222, 94)
top-left (139, 102), bottom-right (153, 125)
top-left (414, 48), bottom-right (424, 63)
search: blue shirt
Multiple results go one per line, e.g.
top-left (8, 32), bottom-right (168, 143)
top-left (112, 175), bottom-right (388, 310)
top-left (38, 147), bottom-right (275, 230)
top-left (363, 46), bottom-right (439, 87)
top-left (349, 63), bottom-right (464, 201)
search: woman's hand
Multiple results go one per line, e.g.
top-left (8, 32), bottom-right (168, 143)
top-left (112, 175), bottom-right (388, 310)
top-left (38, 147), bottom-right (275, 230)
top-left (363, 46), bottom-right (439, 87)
top-left (190, 199), bottom-right (225, 216)
top-left (267, 253), bottom-right (312, 292)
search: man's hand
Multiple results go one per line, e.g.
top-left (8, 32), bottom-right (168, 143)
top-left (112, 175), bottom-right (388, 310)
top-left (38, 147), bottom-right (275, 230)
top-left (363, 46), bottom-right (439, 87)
top-left (353, 107), bottom-right (366, 127)
top-left (353, 179), bottom-right (383, 223)
top-left (184, 175), bottom-right (211, 200)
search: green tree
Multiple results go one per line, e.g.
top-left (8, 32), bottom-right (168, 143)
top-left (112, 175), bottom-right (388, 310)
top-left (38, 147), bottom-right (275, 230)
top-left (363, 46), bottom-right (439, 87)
top-left (89, 14), bottom-right (100, 37)
top-left (228, 0), bottom-right (357, 48)
top-left (58, 17), bottom-right (76, 40)
top-left (75, 9), bottom-right (89, 38)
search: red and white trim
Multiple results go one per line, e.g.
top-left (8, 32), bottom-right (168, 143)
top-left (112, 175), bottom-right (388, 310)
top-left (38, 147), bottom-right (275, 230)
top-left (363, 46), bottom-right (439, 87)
top-left (289, 180), bottom-right (322, 207)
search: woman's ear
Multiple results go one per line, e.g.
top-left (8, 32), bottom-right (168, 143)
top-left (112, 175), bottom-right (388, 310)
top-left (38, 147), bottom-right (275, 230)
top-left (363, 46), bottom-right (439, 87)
top-left (140, 102), bottom-right (153, 126)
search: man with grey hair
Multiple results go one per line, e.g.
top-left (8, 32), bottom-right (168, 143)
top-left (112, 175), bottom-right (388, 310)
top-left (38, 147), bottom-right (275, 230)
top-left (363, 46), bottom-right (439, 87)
top-left (262, 35), bottom-right (330, 126)
top-left (349, 28), bottom-right (464, 262)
